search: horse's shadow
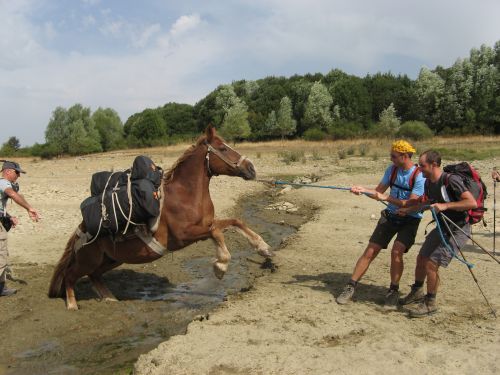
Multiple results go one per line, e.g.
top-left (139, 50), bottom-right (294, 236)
top-left (75, 269), bottom-right (172, 301)
top-left (285, 272), bottom-right (389, 305)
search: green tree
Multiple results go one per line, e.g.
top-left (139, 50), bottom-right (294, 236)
top-left (276, 96), bottom-right (297, 139)
top-left (303, 81), bottom-right (333, 131)
top-left (263, 110), bottom-right (277, 136)
top-left (415, 67), bottom-right (445, 131)
top-left (373, 103), bottom-right (400, 137)
top-left (45, 104), bottom-right (102, 155)
top-left (126, 109), bottom-right (167, 147)
top-left (92, 107), bottom-right (125, 151)
top-left (161, 103), bottom-right (197, 136)
top-left (220, 100), bottom-right (251, 143)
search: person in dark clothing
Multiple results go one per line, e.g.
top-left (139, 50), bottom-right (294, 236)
top-left (397, 150), bottom-right (477, 317)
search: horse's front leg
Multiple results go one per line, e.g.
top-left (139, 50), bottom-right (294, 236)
top-left (213, 219), bottom-right (274, 258)
top-left (210, 228), bottom-right (231, 280)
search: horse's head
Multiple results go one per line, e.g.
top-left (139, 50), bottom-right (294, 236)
top-left (204, 125), bottom-right (256, 180)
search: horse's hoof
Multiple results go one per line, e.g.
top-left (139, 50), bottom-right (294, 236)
top-left (67, 303), bottom-right (79, 311)
top-left (257, 247), bottom-right (275, 258)
top-left (104, 297), bottom-right (118, 302)
top-left (213, 262), bottom-right (227, 280)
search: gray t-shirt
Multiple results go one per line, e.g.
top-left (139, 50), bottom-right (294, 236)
top-left (425, 173), bottom-right (469, 224)
top-left (0, 178), bottom-right (13, 216)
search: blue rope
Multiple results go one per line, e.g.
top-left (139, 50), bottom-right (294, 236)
top-left (273, 180), bottom-right (389, 207)
top-left (430, 207), bottom-right (474, 269)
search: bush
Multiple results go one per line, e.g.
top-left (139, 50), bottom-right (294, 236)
top-left (397, 121), bottom-right (433, 140)
top-left (31, 143), bottom-right (60, 159)
top-left (303, 128), bottom-right (328, 141)
top-left (278, 150), bottom-right (305, 164)
top-left (358, 143), bottom-right (370, 156)
top-left (327, 122), bottom-right (364, 140)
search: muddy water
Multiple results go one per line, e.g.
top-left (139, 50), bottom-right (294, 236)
top-left (0, 191), bottom-right (312, 375)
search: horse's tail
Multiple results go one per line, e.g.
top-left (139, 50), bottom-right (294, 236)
top-left (48, 225), bottom-right (81, 298)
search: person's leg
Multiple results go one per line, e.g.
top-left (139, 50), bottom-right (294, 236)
top-left (408, 258), bottom-right (440, 317)
top-left (425, 260), bottom-right (440, 295)
top-left (383, 241), bottom-right (407, 309)
top-left (400, 227), bottom-right (441, 306)
top-left (0, 234), bottom-right (16, 297)
top-left (390, 241), bottom-right (407, 287)
top-left (351, 242), bottom-right (383, 282)
top-left (337, 212), bottom-right (394, 305)
top-left (336, 242), bottom-right (382, 304)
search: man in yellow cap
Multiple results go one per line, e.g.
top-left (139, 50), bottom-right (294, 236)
top-left (336, 140), bottom-right (426, 309)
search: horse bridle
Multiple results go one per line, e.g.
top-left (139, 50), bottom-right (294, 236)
top-left (205, 141), bottom-right (248, 177)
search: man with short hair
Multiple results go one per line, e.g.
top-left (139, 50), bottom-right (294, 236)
top-left (0, 160), bottom-right (40, 297)
top-left (336, 140), bottom-right (425, 309)
top-left (398, 150), bottom-right (477, 317)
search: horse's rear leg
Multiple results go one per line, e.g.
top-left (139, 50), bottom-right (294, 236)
top-left (89, 256), bottom-right (122, 302)
top-left (214, 219), bottom-right (274, 258)
top-left (210, 228), bottom-right (231, 280)
top-left (65, 243), bottom-right (106, 310)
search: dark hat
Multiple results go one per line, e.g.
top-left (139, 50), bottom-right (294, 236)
top-left (1, 160), bottom-right (26, 174)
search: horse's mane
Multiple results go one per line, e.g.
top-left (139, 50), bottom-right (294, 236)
top-left (163, 135), bottom-right (207, 184)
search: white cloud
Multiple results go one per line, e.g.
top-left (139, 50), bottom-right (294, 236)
top-left (81, 0), bottom-right (101, 5)
top-left (131, 23), bottom-right (161, 48)
top-left (43, 21), bottom-right (57, 40)
top-left (82, 14), bottom-right (96, 28)
top-left (170, 14), bottom-right (201, 36)
top-left (99, 20), bottom-right (123, 37)
top-left (0, 0), bottom-right (499, 145)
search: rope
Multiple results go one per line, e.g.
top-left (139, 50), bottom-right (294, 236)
top-left (263, 179), bottom-right (389, 207)
top-left (430, 207), bottom-right (474, 269)
top-left (81, 172), bottom-right (117, 247)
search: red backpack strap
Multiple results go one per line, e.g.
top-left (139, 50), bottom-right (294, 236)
top-left (389, 165), bottom-right (398, 187)
top-left (408, 164), bottom-right (421, 191)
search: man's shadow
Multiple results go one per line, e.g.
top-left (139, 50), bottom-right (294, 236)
top-left (75, 269), bottom-right (172, 301)
top-left (285, 272), bottom-right (389, 306)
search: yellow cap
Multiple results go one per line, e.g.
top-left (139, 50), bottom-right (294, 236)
top-left (391, 140), bottom-right (416, 154)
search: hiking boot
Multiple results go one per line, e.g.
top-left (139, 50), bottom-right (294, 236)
top-left (0, 282), bottom-right (17, 297)
top-left (399, 286), bottom-right (425, 306)
top-left (383, 289), bottom-right (400, 310)
top-left (336, 284), bottom-right (355, 305)
top-left (408, 297), bottom-right (438, 318)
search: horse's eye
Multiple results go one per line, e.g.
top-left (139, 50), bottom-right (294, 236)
top-left (220, 147), bottom-right (227, 152)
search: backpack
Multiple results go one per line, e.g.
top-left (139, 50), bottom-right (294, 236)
top-left (80, 156), bottom-right (163, 237)
top-left (389, 164), bottom-right (421, 192)
top-left (441, 162), bottom-right (487, 225)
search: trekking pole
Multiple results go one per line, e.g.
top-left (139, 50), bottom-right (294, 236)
top-left (494, 178), bottom-right (497, 256)
top-left (440, 213), bottom-right (500, 265)
top-left (441, 215), bottom-right (497, 318)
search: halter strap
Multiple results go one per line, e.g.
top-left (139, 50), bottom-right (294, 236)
top-left (205, 142), bottom-right (247, 177)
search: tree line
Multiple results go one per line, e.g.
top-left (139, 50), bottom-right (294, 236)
top-left (1, 41), bottom-right (498, 157)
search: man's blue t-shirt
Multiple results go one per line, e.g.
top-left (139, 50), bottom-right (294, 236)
top-left (380, 165), bottom-right (425, 219)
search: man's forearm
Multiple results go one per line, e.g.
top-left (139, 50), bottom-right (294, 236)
top-left (443, 200), bottom-right (476, 212)
top-left (11, 194), bottom-right (32, 211)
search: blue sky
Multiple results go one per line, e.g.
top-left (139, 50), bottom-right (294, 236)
top-left (1, 0), bottom-right (499, 145)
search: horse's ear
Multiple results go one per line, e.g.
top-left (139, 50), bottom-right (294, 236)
top-left (205, 124), bottom-right (216, 142)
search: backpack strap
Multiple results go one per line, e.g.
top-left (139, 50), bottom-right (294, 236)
top-left (389, 165), bottom-right (398, 187)
top-left (390, 164), bottom-right (420, 192)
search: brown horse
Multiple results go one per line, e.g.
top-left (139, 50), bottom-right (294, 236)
top-left (49, 125), bottom-right (273, 310)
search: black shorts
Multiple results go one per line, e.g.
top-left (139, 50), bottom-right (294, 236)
top-left (369, 210), bottom-right (421, 252)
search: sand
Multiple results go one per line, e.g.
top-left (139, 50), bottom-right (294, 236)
top-left (135, 152), bottom-right (500, 375)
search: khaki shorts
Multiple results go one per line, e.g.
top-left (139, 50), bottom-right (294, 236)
top-left (0, 223), bottom-right (8, 283)
top-left (419, 222), bottom-right (470, 268)
top-left (369, 210), bottom-right (421, 252)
